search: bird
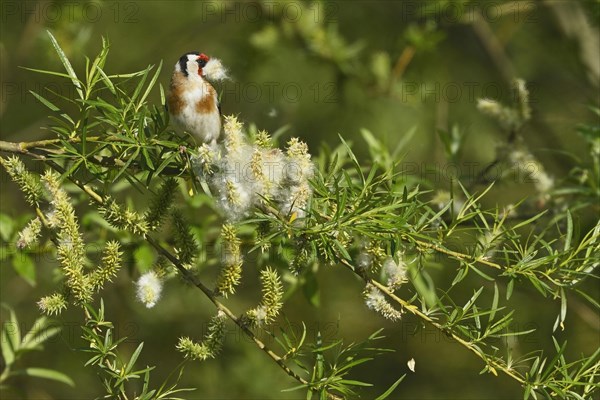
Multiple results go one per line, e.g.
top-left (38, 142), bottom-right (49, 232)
top-left (167, 52), bottom-right (228, 144)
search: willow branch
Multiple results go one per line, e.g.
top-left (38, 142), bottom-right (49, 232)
top-left (255, 206), bottom-right (528, 384)
top-left (66, 171), bottom-right (311, 390)
top-left (0, 137), bottom-right (574, 392)
top-left (0, 137), bottom-right (99, 153)
top-left (0, 138), bottom-right (183, 176)
top-left (2, 147), bottom-right (319, 395)
top-left (340, 259), bottom-right (526, 385)
top-left (410, 238), bottom-right (502, 271)
top-left (145, 234), bottom-right (310, 389)
top-left (468, 10), bottom-right (516, 84)
top-left (1, 137), bottom-right (552, 226)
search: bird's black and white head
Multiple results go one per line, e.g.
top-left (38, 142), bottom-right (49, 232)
top-left (175, 52), bottom-right (210, 80)
top-left (172, 51), bottom-right (230, 86)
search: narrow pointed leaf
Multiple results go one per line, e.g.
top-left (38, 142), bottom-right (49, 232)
top-left (46, 31), bottom-right (84, 99)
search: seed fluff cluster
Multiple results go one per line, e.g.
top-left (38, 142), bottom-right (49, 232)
top-left (362, 254), bottom-right (407, 321)
top-left (382, 255), bottom-right (408, 291)
top-left (477, 78), bottom-right (531, 132)
top-left (191, 115), bottom-right (314, 221)
top-left (136, 270), bottom-right (163, 308)
top-left (364, 283), bottom-right (403, 321)
top-left (203, 57), bottom-right (229, 82)
top-left (508, 148), bottom-right (554, 199)
top-left (16, 217), bottom-right (42, 249)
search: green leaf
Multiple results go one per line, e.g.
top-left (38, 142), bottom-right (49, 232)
top-left (374, 375), bottom-right (405, 400)
top-left (473, 305), bottom-right (481, 330)
top-left (557, 287), bottom-right (567, 332)
top-left (486, 311), bottom-right (515, 336)
top-left (19, 66), bottom-right (78, 81)
top-left (1, 305), bottom-right (19, 366)
top-left (20, 315), bottom-right (61, 351)
top-left (159, 83), bottom-right (166, 106)
top-left (12, 254), bottom-right (36, 286)
top-left (141, 148), bottom-right (155, 169)
top-left (574, 288), bottom-right (600, 310)
top-left (409, 264), bottom-right (437, 308)
top-left (539, 338), bottom-right (567, 382)
top-left (126, 65), bottom-right (152, 112)
top-left (0, 213), bottom-right (14, 241)
top-left (336, 357), bottom-right (374, 374)
top-left (303, 272), bottom-right (320, 308)
top-left (23, 368), bottom-right (74, 387)
top-left (125, 343), bottom-right (145, 375)
top-left (338, 379), bottom-right (372, 387)
top-left (338, 135), bottom-right (364, 184)
top-left (281, 383), bottom-right (308, 393)
top-left (393, 126), bottom-right (417, 158)
top-left (107, 69), bottom-right (148, 79)
top-left (468, 264), bottom-right (495, 282)
top-left (511, 211), bottom-right (547, 231)
top-left (137, 61), bottom-right (163, 111)
top-left (154, 153), bottom-right (177, 176)
top-left (1, 331), bottom-right (15, 366)
top-left (97, 66), bottom-right (116, 94)
top-left (489, 283), bottom-right (499, 323)
top-left (361, 129), bottom-right (387, 166)
top-left (28, 91), bottom-right (60, 112)
top-left (463, 287), bottom-right (483, 314)
top-left (46, 30), bottom-right (84, 99)
top-left (506, 279), bottom-right (515, 301)
top-left (113, 147), bottom-right (140, 182)
top-left (564, 210), bottom-right (573, 252)
top-left (332, 239), bottom-right (351, 261)
top-left (83, 98), bottom-right (119, 114)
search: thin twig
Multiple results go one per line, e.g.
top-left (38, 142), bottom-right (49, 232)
top-left (468, 10), bottom-right (515, 84)
top-left (387, 46), bottom-right (415, 95)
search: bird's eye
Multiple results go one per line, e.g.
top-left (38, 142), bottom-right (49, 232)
top-left (196, 53), bottom-right (210, 69)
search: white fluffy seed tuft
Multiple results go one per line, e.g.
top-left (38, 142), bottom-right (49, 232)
top-left (136, 271), bottom-right (163, 308)
top-left (203, 58), bottom-right (229, 82)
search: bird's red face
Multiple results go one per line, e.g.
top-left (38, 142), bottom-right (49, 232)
top-left (197, 53), bottom-right (210, 76)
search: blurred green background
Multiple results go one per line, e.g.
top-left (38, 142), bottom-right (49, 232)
top-left (1, 0), bottom-right (599, 399)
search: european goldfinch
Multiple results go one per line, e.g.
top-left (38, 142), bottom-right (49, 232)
top-left (167, 52), bottom-right (228, 144)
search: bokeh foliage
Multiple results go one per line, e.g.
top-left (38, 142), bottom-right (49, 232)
top-left (1, 1), bottom-right (599, 399)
